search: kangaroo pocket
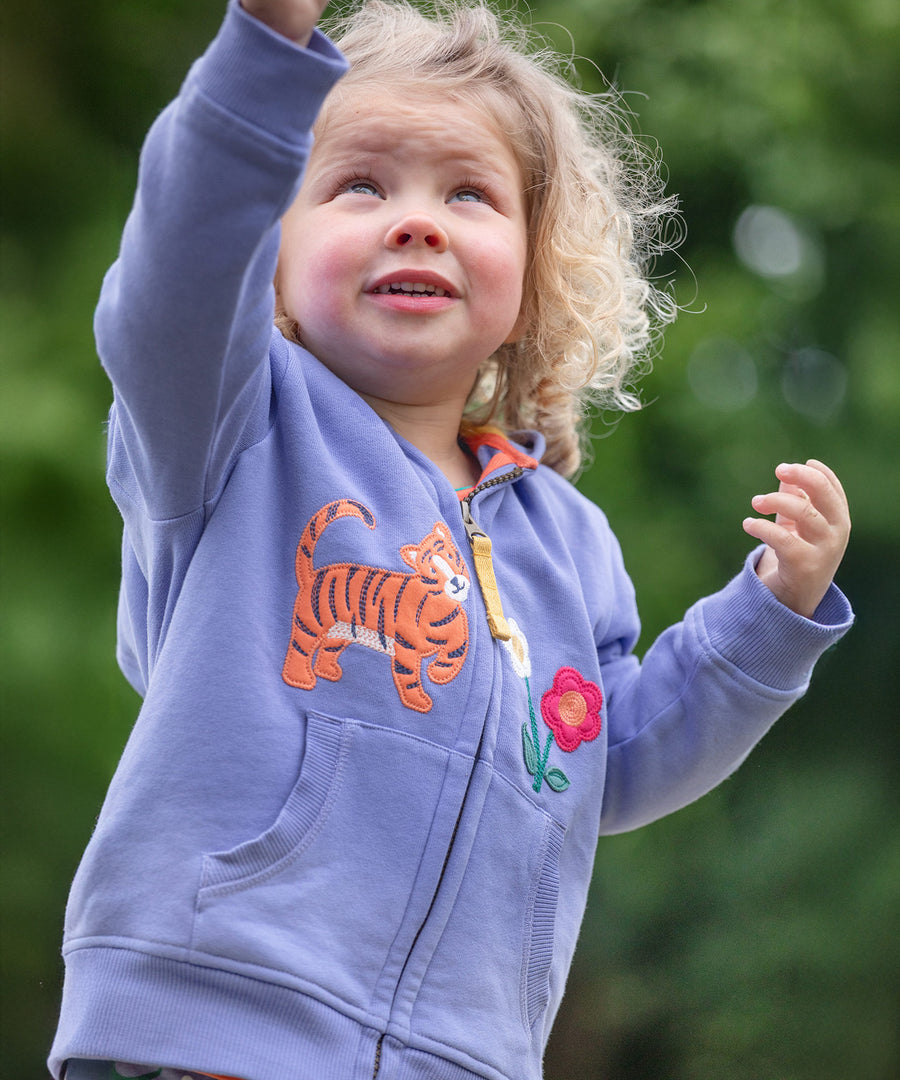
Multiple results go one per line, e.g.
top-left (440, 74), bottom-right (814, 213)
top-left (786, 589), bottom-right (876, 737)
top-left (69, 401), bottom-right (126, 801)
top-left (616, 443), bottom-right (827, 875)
top-left (410, 773), bottom-right (566, 1074)
top-left (191, 710), bottom-right (454, 1011)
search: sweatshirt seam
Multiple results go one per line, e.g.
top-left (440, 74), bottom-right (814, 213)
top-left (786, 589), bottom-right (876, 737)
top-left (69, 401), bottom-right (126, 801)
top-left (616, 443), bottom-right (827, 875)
top-left (157, 44), bottom-right (328, 524)
top-left (188, 2), bottom-right (346, 150)
top-left (693, 606), bottom-right (809, 697)
top-left (182, 944), bottom-right (382, 1022)
top-left (605, 623), bottom-right (793, 756)
top-left (60, 938), bottom-right (390, 1033)
top-left (395, 1027), bottom-right (513, 1080)
top-left (492, 764), bottom-right (566, 831)
top-left (196, 331), bottom-right (293, 517)
top-left (106, 469), bottom-right (213, 527)
top-left (696, 565), bottom-right (829, 684)
top-left (108, 378), bottom-right (280, 527)
top-left (184, 79), bottom-right (316, 166)
top-left (198, 332), bottom-right (273, 518)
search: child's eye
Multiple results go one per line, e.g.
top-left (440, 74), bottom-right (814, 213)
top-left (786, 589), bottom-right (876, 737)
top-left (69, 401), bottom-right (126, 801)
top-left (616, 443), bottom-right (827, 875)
top-left (338, 178), bottom-right (382, 198)
top-left (450, 187), bottom-right (488, 204)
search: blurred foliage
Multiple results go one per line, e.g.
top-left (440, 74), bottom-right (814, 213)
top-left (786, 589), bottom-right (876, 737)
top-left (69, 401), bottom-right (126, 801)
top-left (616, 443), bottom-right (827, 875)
top-left (1, 0), bottom-right (898, 1076)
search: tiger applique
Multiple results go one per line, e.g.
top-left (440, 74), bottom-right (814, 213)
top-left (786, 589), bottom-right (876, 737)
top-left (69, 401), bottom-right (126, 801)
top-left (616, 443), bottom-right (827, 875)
top-left (282, 499), bottom-right (471, 713)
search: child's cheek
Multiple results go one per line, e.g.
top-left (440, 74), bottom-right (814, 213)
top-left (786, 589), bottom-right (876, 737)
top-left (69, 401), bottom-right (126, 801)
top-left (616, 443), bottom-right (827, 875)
top-left (284, 257), bottom-right (355, 361)
top-left (300, 263), bottom-right (347, 327)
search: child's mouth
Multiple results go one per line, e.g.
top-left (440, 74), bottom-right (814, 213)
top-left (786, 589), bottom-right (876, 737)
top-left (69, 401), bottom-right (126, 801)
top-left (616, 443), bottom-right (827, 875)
top-left (372, 281), bottom-right (450, 298)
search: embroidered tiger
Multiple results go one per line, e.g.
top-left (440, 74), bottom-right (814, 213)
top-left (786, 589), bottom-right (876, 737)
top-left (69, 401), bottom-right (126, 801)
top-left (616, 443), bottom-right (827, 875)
top-left (282, 499), bottom-right (471, 713)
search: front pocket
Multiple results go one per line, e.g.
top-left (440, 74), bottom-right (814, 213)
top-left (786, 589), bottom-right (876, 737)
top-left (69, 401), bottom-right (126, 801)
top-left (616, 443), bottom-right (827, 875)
top-left (192, 711), bottom-right (454, 1010)
top-left (410, 774), bottom-right (566, 1075)
top-left (199, 711), bottom-right (350, 892)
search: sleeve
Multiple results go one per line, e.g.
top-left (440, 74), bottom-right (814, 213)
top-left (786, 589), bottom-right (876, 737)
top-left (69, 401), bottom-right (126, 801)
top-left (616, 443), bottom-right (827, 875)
top-left (97, 0), bottom-right (347, 522)
top-left (596, 541), bottom-right (854, 834)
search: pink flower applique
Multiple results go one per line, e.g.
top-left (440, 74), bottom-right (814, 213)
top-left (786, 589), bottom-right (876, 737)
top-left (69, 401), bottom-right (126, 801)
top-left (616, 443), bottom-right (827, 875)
top-left (540, 666), bottom-right (603, 753)
top-left (518, 664), bottom-right (603, 794)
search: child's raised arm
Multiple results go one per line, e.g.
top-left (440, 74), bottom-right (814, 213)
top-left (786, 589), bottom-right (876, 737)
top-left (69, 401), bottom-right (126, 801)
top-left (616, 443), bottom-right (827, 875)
top-left (743, 459), bottom-right (851, 618)
top-left (242, 0), bottom-right (330, 46)
top-left (95, 1), bottom-right (345, 522)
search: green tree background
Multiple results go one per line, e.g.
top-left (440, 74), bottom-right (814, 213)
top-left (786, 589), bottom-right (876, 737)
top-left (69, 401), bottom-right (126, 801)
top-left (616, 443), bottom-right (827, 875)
top-left (2, 0), bottom-right (897, 1075)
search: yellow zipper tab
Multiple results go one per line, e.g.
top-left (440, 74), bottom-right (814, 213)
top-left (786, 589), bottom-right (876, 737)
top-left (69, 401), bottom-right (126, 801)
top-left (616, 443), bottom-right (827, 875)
top-left (461, 502), bottom-right (511, 641)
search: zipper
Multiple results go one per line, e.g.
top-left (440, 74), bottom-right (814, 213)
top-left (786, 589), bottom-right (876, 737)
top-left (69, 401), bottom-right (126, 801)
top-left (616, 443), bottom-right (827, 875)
top-left (372, 1033), bottom-right (384, 1079)
top-left (368, 467), bottom-right (524, 1076)
top-left (460, 467), bottom-right (523, 641)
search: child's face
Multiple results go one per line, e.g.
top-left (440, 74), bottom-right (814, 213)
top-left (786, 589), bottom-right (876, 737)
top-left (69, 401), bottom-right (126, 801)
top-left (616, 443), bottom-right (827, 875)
top-left (277, 86), bottom-right (528, 408)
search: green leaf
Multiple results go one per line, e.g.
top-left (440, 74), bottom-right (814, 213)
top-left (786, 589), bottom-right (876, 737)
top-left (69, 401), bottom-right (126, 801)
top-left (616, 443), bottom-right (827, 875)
top-left (545, 767), bottom-right (570, 792)
top-left (522, 722), bottom-right (538, 775)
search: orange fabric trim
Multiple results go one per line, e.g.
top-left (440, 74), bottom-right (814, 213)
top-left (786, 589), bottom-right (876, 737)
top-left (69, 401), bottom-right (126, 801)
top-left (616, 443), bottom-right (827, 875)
top-left (458, 425), bottom-right (539, 498)
top-left (461, 425), bottom-right (539, 470)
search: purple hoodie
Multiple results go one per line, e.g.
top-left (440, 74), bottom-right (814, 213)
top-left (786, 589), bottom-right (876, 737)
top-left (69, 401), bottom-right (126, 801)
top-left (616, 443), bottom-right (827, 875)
top-left (50, 5), bottom-right (852, 1079)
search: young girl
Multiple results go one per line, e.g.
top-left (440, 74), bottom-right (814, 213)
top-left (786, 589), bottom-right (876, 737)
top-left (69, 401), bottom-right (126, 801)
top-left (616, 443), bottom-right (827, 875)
top-left (51, 2), bottom-right (852, 1078)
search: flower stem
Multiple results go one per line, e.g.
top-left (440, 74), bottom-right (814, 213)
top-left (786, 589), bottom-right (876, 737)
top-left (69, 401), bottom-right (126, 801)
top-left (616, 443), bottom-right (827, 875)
top-left (526, 676), bottom-right (540, 751)
top-left (525, 675), bottom-right (556, 792)
top-left (534, 730), bottom-right (555, 792)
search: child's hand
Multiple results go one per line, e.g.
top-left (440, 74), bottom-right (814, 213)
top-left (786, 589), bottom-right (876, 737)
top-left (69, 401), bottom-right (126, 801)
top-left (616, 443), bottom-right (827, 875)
top-left (241, 0), bottom-right (330, 46)
top-left (742, 459), bottom-right (850, 619)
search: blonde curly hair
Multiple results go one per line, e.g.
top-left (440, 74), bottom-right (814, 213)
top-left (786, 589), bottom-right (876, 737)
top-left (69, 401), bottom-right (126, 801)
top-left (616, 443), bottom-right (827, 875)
top-left (278, 0), bottom-right (679, 476)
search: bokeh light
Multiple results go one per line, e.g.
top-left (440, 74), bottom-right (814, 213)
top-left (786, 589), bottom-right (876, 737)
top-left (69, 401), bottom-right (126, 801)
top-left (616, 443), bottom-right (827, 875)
top-left (688, 337), bottom-right (758, 411)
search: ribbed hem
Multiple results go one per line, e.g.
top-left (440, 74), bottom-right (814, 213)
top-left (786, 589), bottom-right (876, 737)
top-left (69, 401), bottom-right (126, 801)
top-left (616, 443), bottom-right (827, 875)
top-left (701, 547), bottom-right (854, 691)
top-left (380, 1036), bottom-right (509, 1080)
top-left (49, 947), bottom-right (369, 1080)
top-left (192, 1), bottom-right (347, 140)
top-left (49, 947), bottom-right (500, 1080)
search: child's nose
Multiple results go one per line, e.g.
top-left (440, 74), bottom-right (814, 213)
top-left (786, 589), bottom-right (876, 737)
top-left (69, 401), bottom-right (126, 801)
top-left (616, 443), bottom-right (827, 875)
top-left (385, 214), bottom-right (449, 252)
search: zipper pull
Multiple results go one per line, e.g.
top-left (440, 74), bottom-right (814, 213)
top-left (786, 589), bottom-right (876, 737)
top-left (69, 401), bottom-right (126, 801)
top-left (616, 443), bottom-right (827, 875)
top-left (460, 500), bottom-right (511, 641)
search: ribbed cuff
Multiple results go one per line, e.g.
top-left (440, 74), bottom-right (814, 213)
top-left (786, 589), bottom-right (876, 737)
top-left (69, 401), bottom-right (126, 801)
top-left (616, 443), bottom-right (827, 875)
top-left (188, 0), bottom-right (348, 142)
top-left (700, 546), bottom-right (854, 691)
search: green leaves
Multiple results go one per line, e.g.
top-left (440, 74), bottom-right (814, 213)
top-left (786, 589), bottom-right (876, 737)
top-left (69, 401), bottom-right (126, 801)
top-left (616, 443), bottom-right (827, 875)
top-left (545, 768), bottom-right (571, 793)
top-left (523, 722), bottom-right (570, 793)
top-left (522, 721), bottom-right (539, 776)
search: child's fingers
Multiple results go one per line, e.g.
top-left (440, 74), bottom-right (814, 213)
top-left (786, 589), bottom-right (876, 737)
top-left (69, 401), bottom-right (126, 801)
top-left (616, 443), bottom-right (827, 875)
top-left (741, 514), bottom-right (802, 556)
top-left (751, 489), bottom-right (826, 531)
top-left (748, 494), bottom-right (829, 547)
top-left (744, 459), bottom-right (849, 617)
top-left (805, 457), bottom-right (845, 495)
top-left (774, 460), bottom-right (848, 522)
top-left (806, 458), bottom-right (851, 520)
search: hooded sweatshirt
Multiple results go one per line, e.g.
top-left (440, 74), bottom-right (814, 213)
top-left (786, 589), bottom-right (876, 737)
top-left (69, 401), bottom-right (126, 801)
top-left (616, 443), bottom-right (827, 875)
top-left (50, 5), bottom-right (853, 1079)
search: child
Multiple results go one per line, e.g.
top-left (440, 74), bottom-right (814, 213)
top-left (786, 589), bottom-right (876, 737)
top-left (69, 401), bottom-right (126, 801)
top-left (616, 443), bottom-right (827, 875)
top-left (50, 1), bottom-right (852, 1078)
